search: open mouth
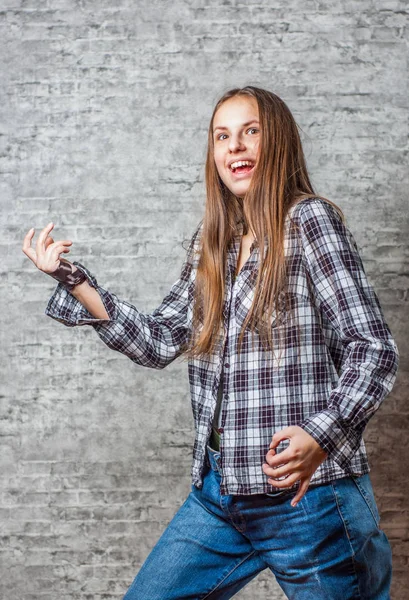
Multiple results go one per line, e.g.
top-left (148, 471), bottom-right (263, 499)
top-left (229, 161), bottom-right (256, 176)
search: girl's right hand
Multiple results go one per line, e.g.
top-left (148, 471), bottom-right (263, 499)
top-left (22, 222), bottom-right (73, 275)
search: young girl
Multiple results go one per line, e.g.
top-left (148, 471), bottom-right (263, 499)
top-left (23, 86), bottom-right (399, 599)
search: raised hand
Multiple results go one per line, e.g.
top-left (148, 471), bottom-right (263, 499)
top-left (22, 222), bottom-right (73, 275)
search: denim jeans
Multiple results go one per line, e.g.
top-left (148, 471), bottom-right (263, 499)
top-left (123, 445), bottom-right (392, 599)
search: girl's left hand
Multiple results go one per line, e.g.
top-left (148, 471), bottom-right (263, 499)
top-left (262, 426), bottom-right (329, 507)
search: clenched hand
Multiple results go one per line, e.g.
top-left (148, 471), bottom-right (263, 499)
top-left (262, 425), bottom-right (329, 508)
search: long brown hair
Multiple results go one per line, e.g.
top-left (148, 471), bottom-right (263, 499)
top-left (183, 86), bottom-right (343, 360)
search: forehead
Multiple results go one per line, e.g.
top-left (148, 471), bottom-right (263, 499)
top-left (213, 96), bottom-right (259, 131)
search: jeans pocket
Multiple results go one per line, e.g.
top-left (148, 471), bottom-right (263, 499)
top-left (350, 474), bottom-right (381, 528)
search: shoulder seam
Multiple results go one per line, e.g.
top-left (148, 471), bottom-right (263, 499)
top-left (295, 197), bottom-right (341, 222)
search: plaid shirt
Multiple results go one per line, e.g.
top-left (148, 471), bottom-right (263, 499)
top-left (45, 198), bottom-right (399, 496)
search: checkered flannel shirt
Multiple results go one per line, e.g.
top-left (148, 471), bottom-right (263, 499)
top-left (45, 198), bottom-right (399, 495)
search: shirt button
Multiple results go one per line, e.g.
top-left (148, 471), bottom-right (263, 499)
top-left (224, 362), bottom-right (230, 368)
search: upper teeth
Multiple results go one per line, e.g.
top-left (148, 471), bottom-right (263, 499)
top-left (230, 160), bottom-right (254, 170)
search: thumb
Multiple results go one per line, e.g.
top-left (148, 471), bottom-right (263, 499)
top-left (269, 427), bottom-right (292, 449)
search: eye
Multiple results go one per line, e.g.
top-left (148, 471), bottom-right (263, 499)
top-left (215, 127), bottom-right (259, 141)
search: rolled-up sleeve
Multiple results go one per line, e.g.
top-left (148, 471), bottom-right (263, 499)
top-left (45, 223), bottom-right (202, 369)
top-left (296, 199), bottom-right (399, 469)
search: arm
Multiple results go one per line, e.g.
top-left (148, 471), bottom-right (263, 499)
top-left (45, 223), bottom-right (202, 370)
top-left (295, 199), bottom-right (399, 470)
top-left (68, 264), bottom-right (110, 320)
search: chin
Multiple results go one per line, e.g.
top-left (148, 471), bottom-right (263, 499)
top-left (234, 187), bottom-right (250, 198)
top-left (221, 178), bottom-right (250, 199)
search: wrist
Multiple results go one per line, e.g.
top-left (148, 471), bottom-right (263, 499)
top-left (49, 261), bottom-right (86, 291)
top-left (59, 258), bottom-right (77, 273)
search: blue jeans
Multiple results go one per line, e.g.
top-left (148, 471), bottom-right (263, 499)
top-left (123, 445), bottom-right (392, 599)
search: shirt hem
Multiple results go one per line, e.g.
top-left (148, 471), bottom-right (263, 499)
top-left (191, 462), bottom-right (371, 496)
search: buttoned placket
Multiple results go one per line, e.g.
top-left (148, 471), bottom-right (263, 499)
top-left (214, 224), bottom-right (260, 479)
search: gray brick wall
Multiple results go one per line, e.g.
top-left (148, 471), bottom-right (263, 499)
top-left (2, 1), bottom-right (408, 598)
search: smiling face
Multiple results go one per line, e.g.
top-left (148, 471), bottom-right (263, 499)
top-left (213, 95), bottom-right (260, 199)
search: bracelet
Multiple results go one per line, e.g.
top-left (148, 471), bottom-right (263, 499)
top-left (49, 261), bottom-right (87, 292)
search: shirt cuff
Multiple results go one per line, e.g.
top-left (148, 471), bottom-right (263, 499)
top-left (299, 408), bottom-right (362, 471)
top-left (45, 261), bottom-right (117, 327)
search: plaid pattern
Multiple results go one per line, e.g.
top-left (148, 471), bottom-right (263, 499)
top-left (45, 198), bottom-right (399, 495)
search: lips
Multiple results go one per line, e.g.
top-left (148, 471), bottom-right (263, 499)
top-left (230, 164), bottom-right (255, 178)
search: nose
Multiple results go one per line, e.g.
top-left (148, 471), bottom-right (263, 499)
top-left (228, 133), bottom-right (246, 153)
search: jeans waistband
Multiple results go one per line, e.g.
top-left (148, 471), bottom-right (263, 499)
top-left (206, 444), bottom-right (222, 473)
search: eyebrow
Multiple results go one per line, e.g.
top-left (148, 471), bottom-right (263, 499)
top-left (213, 120), bottom-right (259, 134)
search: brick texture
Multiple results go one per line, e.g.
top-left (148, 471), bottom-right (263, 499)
top-left (1, 1), bottom-right (408, 598)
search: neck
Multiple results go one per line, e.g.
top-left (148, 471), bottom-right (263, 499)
top-left (242, 217), bottom-right (255, 239)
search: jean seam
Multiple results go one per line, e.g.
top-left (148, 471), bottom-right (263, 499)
top-left (330, 481), bottom-right (362, 600)
top-left (200, 549), bottom-right (259, 600)
top-left (350, 476), bottom-right (380, 528)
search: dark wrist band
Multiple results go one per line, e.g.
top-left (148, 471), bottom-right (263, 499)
top-left (50, 261), bottom-right (87, 292)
